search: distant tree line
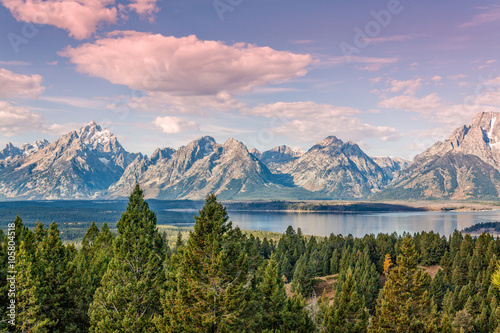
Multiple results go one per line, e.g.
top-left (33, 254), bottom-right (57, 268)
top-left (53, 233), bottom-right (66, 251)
top-left (2, 185), bottom-right (500, 332)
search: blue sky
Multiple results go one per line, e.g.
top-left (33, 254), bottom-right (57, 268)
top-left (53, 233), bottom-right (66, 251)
top-left (1, 0), bottom-right (500, 159)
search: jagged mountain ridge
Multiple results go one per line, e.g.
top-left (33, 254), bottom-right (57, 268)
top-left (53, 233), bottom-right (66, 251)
top-left (0, 121), bottom-right (418, 200)
top-left (0, 121), bottom-right (138, 199)
top-left (108, 136), bottom-right (313, 200)
top-left (279, 136), bottom-right (390, 198)
top-left (378, 111), bottom-right (500, 199)
top-left (372, 156), bottom-right (410, 180)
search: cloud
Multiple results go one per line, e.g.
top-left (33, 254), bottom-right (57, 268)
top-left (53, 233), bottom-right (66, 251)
top-left (40, 95), bottom-right (108, 109)
top-left (1, 0), bottom-right (118, 39)
top-left (60, 32), bottom-right (313, 97)
top-left (0, 101), bottom-right (45, 136)
top-left (322, 56), bottom-right (398, 71)
top-left (107, 91), bottom-right (246, 114)
top-left (448, 74), bottom-right (467, 80)
top-left (459, 5), bottom-right (500, 29)
top-left (431, 75), bottom-right (442, 83)
top-left (0, 60), bottom-right (30, 66)
top-left (364, 34), bottom-right (425, 44)
top-left (378, 93), bottom-right (442, 114)
top-left (127, 0), bottom-right (159, 18)
top-left (153, 116), bottom-right (199, 134)
top-left (0, 68), bottom-right (44, 98)
top-left (389, 78), bottom-right (422, 95)
top-left (44, 122), bottom-right (88, 136)
top-left (245, 101), bottom-right (401, 143)
top-left (378, 87), bottom-right (500, 128)
top-left (0, 0), bottom-right (160, 40)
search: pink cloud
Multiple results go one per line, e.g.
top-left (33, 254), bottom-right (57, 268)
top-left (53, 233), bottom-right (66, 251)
top-left (460, 5), bottom-right (500, 29)
top-left (125, 0), bottom-right (159, 20)
top-left (323, 56), bottom-right (398, 71)
top-left (378, 93), bottom-right (442, 114)
top-left (364, 34), bottom-right (425, 44)
top-left (60, 32), bottom-right (313, 96)
top-left (389, 78), bottom-right (422, 95)
top-left (1, 0), bottom-right (160, 39)
top-left (1, 0), bottom-right (118, 39)
top-left (0, 68), bottom-right (44, 98)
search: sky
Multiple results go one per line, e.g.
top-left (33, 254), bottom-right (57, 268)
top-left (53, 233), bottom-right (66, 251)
top-left (1, 0), bottom-right (500, 160)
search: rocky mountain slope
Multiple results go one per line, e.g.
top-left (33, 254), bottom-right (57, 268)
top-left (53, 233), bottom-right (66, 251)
top-left (108, 137), bottom-right (312, 200)
top-left (258, 145), bottom-right (303, 173)
top-left (378, 111), bottom-right (500, 199)
top-left (280, 136), bottom-right (390, 198)
top-left (0, 121), bottom-right (137, 199)
top-left (372, 156), bottom-right (409, 179)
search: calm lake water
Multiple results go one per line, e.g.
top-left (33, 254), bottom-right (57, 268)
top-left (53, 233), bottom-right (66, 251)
top-left (221, 210), bottom-right (500, 237)
top-left (1, 201), bottom-right (500, 238)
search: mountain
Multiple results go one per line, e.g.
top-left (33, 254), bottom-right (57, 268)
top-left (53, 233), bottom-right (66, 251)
top-left (108, 136), bottom-right (311, 200)
top-left (0, 121), bottom-right (137, 199)
top-left (0, 139), bottom-right (49, 169)
top-left (372, 156), bottom-right (409, 179)
top-left (281, 136), bottom-right (390, 198)
top-left (259, 145), bottom-right (303, 173)
top-left (378, 111), bottom-right (500, 199)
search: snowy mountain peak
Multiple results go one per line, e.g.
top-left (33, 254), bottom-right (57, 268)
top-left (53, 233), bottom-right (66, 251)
top-left (21, 139), bottom-right (49, 155)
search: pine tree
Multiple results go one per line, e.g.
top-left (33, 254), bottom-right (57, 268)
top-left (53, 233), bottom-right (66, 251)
top-left (321, 267), bottom-right (369, 333)
top-left (15, 237), bottom-right (50, 332)
top-left (258, 255), bottom-right (287, 330)
top-left (157, 193), bottom-right (255, 332)
top-left (34, 222), bottom-right (74, 332)
top-left (69, 222), bottom-right (114, 332)
top-left (88, 185), bottom-right (166, 333)
top-left (370, 237), bottom-right (437, 333)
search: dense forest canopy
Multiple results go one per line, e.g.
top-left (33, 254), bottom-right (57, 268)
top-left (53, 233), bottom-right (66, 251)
top-left (2, 185), bottom-right (500, 332)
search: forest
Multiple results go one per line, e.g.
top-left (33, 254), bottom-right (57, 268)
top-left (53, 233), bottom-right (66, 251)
top-left (2, 185), bottom-right (500, 332)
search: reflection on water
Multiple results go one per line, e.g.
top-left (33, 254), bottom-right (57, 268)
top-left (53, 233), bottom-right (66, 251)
top-left (223, 210), bottom-right (500, 238)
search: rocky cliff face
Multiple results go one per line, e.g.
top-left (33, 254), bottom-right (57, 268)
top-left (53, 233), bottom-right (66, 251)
top-left (109, 137), bottom-right (299, 200)
top-left (378, 111), bottom-right (500, 199)
top-left (372, 156), bottom-right (409, 179)
top-left (282, 136), bottom-right (389, 198)
top-left (0, 121), bottom-right (137, 199)
top-left (259, 145), bottom-right (303, 173)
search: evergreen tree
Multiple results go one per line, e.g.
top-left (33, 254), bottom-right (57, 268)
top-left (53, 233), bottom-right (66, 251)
top-left (69, 222), bottom-right (114, 332)
top-left (88, 185), bottom-right (166, 333)
top-left (157, 194), bottom-right (255, 332)
top-left (34, 222), bottom-right (74, 332)
top-left (321, 268), bottom-right (369, 333)
top-left (371, 237), bottom-right (437, 333)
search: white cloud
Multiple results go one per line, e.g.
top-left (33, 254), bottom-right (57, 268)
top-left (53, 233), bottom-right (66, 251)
top-left (153, 116), bottom-right (199, 134)
top-left (245, 101), bottom-right (401, 143)
top-left (0, 68), bottom-right (44, 98)
top-left (0, 101), bottom-right (45, 136)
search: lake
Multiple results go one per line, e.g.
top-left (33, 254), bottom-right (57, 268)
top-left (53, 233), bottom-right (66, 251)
top-left (226, 210), bottom-right (500, 237)
top-left (1, 200), bottom-right (500, 239)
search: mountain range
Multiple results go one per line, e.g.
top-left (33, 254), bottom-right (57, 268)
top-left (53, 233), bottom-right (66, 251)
top-left (2, 111), bottom-right (500, 200)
